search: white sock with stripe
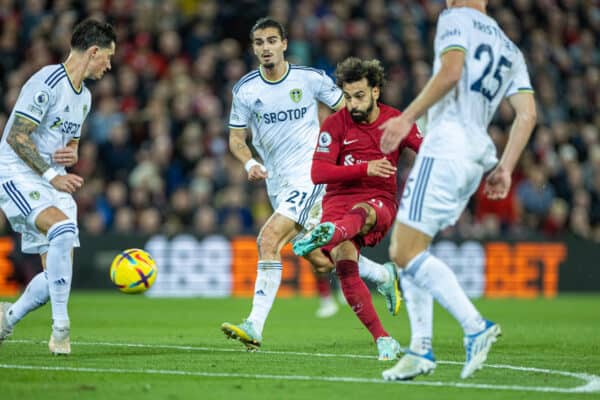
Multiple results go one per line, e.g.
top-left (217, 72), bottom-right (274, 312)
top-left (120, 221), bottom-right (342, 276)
top-left (400, 271), bottom-right (434, 354)
top-left (405, 251), bottom-right (485, 335)
top-left (46, 220), bottom-right (77, 327)
top-left (247, 261), bottom-right (282, 335)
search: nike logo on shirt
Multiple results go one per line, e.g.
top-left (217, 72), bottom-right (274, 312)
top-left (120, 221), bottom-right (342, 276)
top-left (343, 139), bottom-right (359, 145)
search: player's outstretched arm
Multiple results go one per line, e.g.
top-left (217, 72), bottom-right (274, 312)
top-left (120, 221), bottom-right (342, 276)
top-left (496, 92), bottom-right (537, 174)
top-left (380, 50), bottom-right (464, 154)
top-left (229, 128), bottom-right (267, 181)
top-left (311, 158), bottom-right (395, 183)
top-left (6, 115), bottom-right (51, 175)
top-left (484, 92), bottom-right (536, 200)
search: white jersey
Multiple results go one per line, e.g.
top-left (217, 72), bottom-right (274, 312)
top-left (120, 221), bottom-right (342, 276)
top-left (228, 63), bottom-right (343, 189)
top-left (421, 7), bottom-right (533, 169)
top-left (0, 64), bottom-right (92, 179)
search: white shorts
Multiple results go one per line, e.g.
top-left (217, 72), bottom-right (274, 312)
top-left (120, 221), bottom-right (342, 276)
top-left (397, 155), bottom-right (485, 237)
top-left (0, 175), bottom-right (80, 254)
top-left (268, 179), bottom-right (325, 242)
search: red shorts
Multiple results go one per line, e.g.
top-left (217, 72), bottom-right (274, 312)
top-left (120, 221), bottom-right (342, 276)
top-left (320, 195), bottom-right (397, 255)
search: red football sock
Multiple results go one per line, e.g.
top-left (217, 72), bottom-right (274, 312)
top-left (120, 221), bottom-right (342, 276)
top-left (316, 274), bottom-right (331, 298)
top-left (336, 259), bottom-right (388, 341)
top-left (329, 207), bottom-right (368, 246)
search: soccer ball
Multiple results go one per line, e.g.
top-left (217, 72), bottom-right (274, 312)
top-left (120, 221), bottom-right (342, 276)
top-left (110, 248), bottom-right (157, 294)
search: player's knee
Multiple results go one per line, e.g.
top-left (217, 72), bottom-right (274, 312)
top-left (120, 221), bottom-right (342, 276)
top-left (46, 220), bottom-right (78, 248)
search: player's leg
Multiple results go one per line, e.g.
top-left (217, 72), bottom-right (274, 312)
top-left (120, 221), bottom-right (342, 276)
top-left (35, 206), bottom-right (77, 355)
top-left (0, 253), bottom-right (50, 344)
top-left (400, 270), bottom-right (433, 356)
top-left (382, 223), bottom-right (436, 380)
top-left (0, 179), bottom-right (77, 354)
top-left (331, 241), bottom-right (400, 360)
top-left (307, 248), bottom-right (400, 318)
top-left (386, 222), bottom-right (499, 379)
top-left (222, 212), bottom-right (300, 349)
top-left (391, 222), bottom-right (488, 332)
top-left (293, 202), bottom-right (374, 256)
top-left (305, 248), bottom-right (400, 316)
top-left (384, 157), bottom-right (499, 379)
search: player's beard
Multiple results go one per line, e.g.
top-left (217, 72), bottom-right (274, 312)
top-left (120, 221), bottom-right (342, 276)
top-left (350, 96), bottom-right (374, 123)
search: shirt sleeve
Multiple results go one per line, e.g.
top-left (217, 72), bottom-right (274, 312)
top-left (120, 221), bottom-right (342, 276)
top-left (228, 89), bottom-right (251, 129)
top-left (13, 75), bottom-right (56, 125)
top-left (314, 70), bottom-right (344, 110)
top-left (505, 51), bottom-right (534, 98)
top-left (311, 158), bottom-right (368, 184)
top-left (313, 114), bottom-right (341, 163)
top-left (311, 114), bottom-right (367, 184)
top-left (435, 10), bottom-right (468, 56)
top-left (400, 123), bottom-right (423, 153)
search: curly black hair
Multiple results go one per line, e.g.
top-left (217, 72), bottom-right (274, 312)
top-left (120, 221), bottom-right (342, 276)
top-left (334, 57), bottom-right (385, 89)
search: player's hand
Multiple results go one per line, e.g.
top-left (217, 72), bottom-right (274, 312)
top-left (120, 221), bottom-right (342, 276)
top-left (367, 157), bottom-right (397, 178)
top-left (248, 165), bottom-right (268, 182)
top-left (50, 174), bottom-right (84, 194)
top-left (484, 165), bottom-right (511, 200)
top-left (380, 114), bottom-right (413, 154)
top-left (53, 147), bottom-right (78, 167)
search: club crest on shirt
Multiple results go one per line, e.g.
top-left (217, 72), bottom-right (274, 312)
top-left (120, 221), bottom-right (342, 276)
top-left (289, 88), bottom-right (302, 103)
top-left (29, 191), bottom-right (40, 201)
top-left (82, 104), bottom-right (88, 116)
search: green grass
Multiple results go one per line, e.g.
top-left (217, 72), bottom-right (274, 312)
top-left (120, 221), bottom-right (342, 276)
top-left (1, 293), bottom-right (599, 400)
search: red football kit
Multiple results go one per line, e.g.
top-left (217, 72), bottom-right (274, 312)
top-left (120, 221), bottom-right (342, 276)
top-left (312, 103), bottom-right (422, 249)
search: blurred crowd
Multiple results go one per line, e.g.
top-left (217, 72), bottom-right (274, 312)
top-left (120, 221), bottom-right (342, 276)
top-left (0, 0), bottom-right (599, 242)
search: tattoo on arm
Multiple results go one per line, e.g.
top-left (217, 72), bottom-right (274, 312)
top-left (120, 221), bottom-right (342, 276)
top-left (6, 115), bottom-right (50, 175)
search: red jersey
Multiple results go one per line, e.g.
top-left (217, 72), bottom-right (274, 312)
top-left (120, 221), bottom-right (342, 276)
top-left (312, 103), bottom-right (422, 206)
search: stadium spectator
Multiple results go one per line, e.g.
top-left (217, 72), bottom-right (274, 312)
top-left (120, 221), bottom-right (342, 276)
top-left (0, 0), bottom-right (597, 242)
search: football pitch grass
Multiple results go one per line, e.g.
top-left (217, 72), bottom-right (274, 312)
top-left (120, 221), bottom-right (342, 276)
top-left (0, 293), bottom-right (599, 400)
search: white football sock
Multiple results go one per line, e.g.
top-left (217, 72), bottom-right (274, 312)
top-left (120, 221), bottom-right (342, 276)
top-left (45, 220), bottom-right (77, 326)
top-left (247, 261), bottom-right (282, 335)
top-left (6, 271), bottom-right (49, 327)
top-left (357, 255), bottom-right (388, 285)
top-left (405, 251), bottom-right (485, 335)
top-left (400, 271), bottom-right (433, 354)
